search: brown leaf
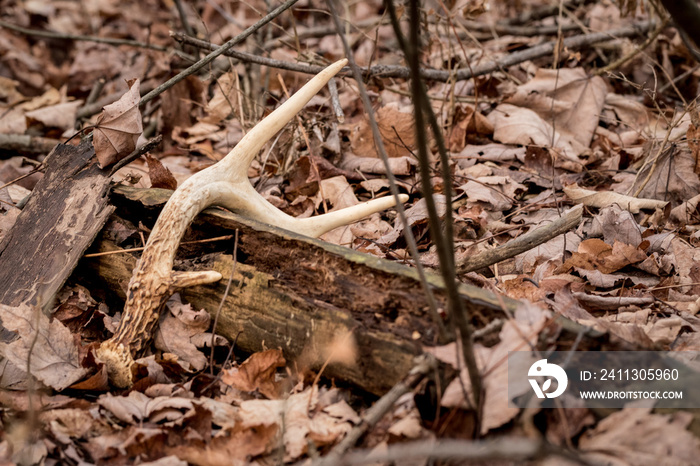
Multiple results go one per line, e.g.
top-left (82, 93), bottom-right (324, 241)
top-left (145, 154), bottom-right (177, 190)
top-left (25, 100), bottom-right (82, 131)
top-left (98, 391), bottom-right (196, 425)
top-left (221, 349), bottom-right (286, 399)
top-left (560, 239), bottom-right (648, 275)
top-left (350, 103), bottom-right (420, 159)
top-left (93, 79), bottom-right (143, 168)
top-left (426, 301), bottom-right (549, 434)
top-left (237, 387), bottom-right (352, 461)
top-left (580, 408), bottom-right (700, 465)
top-left (448, 104), bottom-right (493, 152)
top-left (0, 303), bottom-right (87, 391)
top-left (155, 295), bottom-right (211, 371)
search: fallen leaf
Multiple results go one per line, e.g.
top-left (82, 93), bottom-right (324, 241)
top-left (579, 408), bottom-right (700, 465)
top-left (560, 238), bottom-right (647, 274)
top-left (448, 104), bottom-right (493, 152)
top-left (589, 205), bottom-right (643, 247)
top-left (0, 304), bottom-right (87, 391)
top-left (98, 391), bottom-right (196, 425)
top-left (632, 146), bottom-right (700, 206)
top-left (145, 154), bottom-right (177, 190)
top-left (237, 387), bottom-right (352, 461)
top-left (25, 100), bottom-right (82, 131)
top-left (221, 349), bottom-right (286, 399)
top-left (426, 301), bottom-right (549, 434)
top-left (350, 103), bottom-right (420, 159)
top-left (93, 78), bottom-right (143, 168)
top-left (155, 295), bottom-right (211, 372)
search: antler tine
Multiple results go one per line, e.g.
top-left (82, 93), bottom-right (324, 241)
top-left (221, 58), bottom-right (348, 176)
top-left (97, 59), bottom-right (409, 387)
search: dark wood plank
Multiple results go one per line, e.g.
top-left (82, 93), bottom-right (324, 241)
top-left (0, 141), bottom-right (114, 307)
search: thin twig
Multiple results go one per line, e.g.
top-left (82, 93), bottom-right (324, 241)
top-left (109, 135), bottom-right (163, 175)
top-left (210, 230), bottom-right (239, 373)
top-left (85, 78), bottom-right (106, 108)
top-left (386, 0), bottom-right (483, 420)
top-left (594, 18), bottom-right (669, 76)
top-left (327, 0), bottom-right (447, 341)
top-left (0, 134), bottom-right (59, 155)
top-left (139, 0), bottom-right (300, 107)
top-left (457, 205), bottom-right (584, 274)
top-left (172, 20), bottom-right (654, 82)
top-left (173, 0), bottom-right (196, 39)
top-left (338, 437), bottom-right (591, 465)
top-left (83, 234), bottom-right (234, 258)
top-left (0, 19), bottom-right (169, 51)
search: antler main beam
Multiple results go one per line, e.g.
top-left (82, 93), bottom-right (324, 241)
top-left (96, 59), bottom-right (408, 387)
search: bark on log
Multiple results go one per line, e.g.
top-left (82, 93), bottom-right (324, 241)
top-left (0, 141), bottom-right (114, 308)
top-left (79, 185), bottom-right (520, 395)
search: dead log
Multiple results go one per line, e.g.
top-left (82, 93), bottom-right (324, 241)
top-left (80, 185), bottom-right (520, 395)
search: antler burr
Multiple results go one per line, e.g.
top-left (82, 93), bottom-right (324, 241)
top-left (96, 59), bottom-right (409, 387)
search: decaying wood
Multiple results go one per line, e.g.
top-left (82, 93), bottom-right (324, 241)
top-left (96, 60), bottom-right (409, 387)
top-left (0, 141), bottom-right (114, 307)
top-left (81, 185), bottom-right (520, 395)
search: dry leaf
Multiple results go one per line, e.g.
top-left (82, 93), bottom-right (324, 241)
top-left (560, 238), bottom-right (647, 274)
top-left (579, 408), bottom-right (700, 465)
top-left (93, 78), bottom-right (143, 168)
top-left (0, 303), bottom-right (87, 391)
top-left (238, 387), bottom-right (352, 461)
top-left (221, 349), bottom-right (286, 399)
top-left (632, 147), bottom-right (700, 205)
top-left (426, 302), bottom-right (549, 434)
top-left (154, 295), bottom-right (211, 371)
top-left (145, 154), bottom-right (178, 190)
top-left (98, 391), bottom-right (196, 425)
top-left (350, 103), bottom-right (420, 159)
top-left (25, 100), bottom-right (82, 131)
top-left (448, 104), bottom-right (493, 152)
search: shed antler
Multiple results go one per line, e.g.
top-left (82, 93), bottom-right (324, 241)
top-left (97, 59), bottom-right (408, 387)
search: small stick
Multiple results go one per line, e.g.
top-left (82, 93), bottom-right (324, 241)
top-left (337, 437), bottom-right (589, 465)
top-left (109, 135), bottom-right (163, 175)
top-left (83, 235), bottom-right (234, 258)
top-left (173, 0), bottom-right (196, 39)
top-left (171, 20), bottom-right (655, 82)
top-left (139, 0), bottom-right (300, 107)
top-left (0, 134), bottom-right (59, 155)
top-left (457, 205), bottom-right (584, 274)
top-left (84, 78), bottom-right (106, 108)
top-left (0, 19), bottom-right (169, 51)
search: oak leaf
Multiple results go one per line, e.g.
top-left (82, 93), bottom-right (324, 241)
top-left (93, 79), bottom-right (142, 168)
top-left (0, 303), bottom-right (87, 391)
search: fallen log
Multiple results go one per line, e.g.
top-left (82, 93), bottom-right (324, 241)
top-left (79, 185), bottom-right (520, 395)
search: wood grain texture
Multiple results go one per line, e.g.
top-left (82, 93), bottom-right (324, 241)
top-left (0, 141), bottom-right (114, 307)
